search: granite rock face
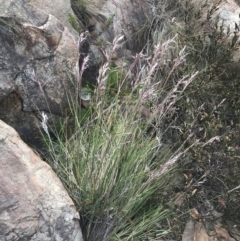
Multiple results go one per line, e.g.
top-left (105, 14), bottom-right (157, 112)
top-left (0, 0), bottom-right (78, 149)
top-left (0, 120), bottom-right (83, 241)
top-left (27, 0), bottom-right (79, 37)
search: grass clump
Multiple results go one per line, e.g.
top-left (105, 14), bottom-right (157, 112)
top-left (41, 32), bottom-right (198, 241)
top-left (60, 110), bottom-right (172, 241)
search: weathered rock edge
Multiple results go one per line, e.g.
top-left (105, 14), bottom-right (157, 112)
top-left (0, 120), bottom-right (83, 241)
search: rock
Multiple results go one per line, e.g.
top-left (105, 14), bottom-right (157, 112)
top-left (99, 0), bottom-right (153, 52)
top-left (27, 0), bottom-right (79, 37)
top-left (182, 219), bottom-right (195, 241)
top-left (0, 93), bottom-right (42, 151)
top-left (212, 0), bottom-right (240, 34)
top-left (191, 0), bottom-right (240, 27)
top-left (213, 0), bottom-right (240, 61)
top-left (0, 120), bottom-right (83, 241)
top-left (0, 0), bottom-right (79, 149)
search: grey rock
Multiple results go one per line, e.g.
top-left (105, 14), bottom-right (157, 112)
top-left (0, 0), bottom-right (79, 150)
top-left (27, 0), bottom-right (79, 38)
top-left (0, 120), bottom-right (83, 241)
top-left (101, 0), bottom-right (152, 51)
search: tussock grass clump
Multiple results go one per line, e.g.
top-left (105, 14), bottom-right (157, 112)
top-left (41, 33), bottom-right (199, 241)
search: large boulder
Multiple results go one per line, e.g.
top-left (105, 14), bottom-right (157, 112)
top-left (0, 120), bottom-right (83, 241)
top-left (0, 0), bottom-right (79, 149)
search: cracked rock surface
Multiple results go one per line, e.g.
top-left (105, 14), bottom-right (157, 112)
top-left (0, 120), bottom-right (83, 241)
top-left (0, 0), bottom-right (78, 149)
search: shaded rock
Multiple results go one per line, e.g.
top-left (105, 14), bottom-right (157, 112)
top-left (0, 0), bottom-right (79, 149)
top-left (0, 120), bottom-right (83, 241)
top-left (0, 93), bottom-right (42, 150)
